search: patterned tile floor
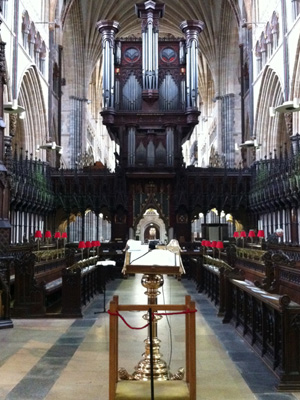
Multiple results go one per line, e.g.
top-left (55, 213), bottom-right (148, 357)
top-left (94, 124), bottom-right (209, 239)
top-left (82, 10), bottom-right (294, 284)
top-left (0, 275), bottom-right (300, 400)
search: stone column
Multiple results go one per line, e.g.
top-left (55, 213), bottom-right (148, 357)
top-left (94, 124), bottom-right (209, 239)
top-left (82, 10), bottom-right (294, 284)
top-left (0, 31), bottom-right (11, 249)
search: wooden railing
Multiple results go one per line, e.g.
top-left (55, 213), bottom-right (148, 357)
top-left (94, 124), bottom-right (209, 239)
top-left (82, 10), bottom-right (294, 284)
top-left (33, 248), bottom-right (66, 262)
top-left (223, 278), bottom-right (300, 390)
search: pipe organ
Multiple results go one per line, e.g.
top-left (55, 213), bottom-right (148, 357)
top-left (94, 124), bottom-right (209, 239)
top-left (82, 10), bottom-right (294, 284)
top-left (98, 2), bottom-right (204, 169)
top-left (97, 1), bottom-right (204, 240)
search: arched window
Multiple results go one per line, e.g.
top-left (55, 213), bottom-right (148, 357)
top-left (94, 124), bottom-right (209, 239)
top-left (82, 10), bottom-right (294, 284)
top-left (39, 41), bottom-right (46, 75)
top-left (22, 11), bottom-right (30, 50)
top-left (28, 22), bottom-right (36, 58)
top-left (271, 12), bottom-right (279, 48)
top-left (260, 32), bottom-right (267, 66)
top-left (265, 22), bottom-right (273, 59)
top-left (34, 32), bottom-right (41, 66)
top-left (255, 41), bottom-right (262, 73)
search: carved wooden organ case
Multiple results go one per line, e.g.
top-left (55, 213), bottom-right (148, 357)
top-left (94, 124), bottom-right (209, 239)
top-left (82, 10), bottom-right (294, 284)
top-left (97, 1), bottom-right (204, 241)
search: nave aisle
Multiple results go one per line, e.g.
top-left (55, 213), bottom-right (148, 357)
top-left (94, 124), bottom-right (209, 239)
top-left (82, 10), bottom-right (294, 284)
top-left (0, 275), bottom-right (299, 400)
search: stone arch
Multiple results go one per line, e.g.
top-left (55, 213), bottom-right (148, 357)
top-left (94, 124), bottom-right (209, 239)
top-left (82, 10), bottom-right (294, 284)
top-left (254, 67), bottom-right (287, 159)
top-left (136, 208), bottom-right (167, 244)
top-left (290, 34), bottom-right (300, 135)
top-left (16, 66), bottom-right (48, 156)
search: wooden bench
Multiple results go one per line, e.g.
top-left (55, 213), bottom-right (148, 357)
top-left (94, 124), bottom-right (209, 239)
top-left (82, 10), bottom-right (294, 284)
top-left (109, 295), bottom-right (196, 400)
top-left (11, 248), bottom-right (77, 317)
top-left (223, 278), bottom-right (300, 390)
top-left (61, 256), bottom-right (100, 317)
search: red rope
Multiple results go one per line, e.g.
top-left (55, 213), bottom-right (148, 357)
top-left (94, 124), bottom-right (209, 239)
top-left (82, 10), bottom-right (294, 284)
top-left (107, 310), bottom-right (150, 330)
top-left (107, 308), bottom-right (197, 330)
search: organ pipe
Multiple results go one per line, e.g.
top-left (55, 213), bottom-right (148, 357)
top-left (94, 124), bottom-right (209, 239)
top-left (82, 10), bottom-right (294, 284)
top-left (180, 20), bottom-right (204, 109)
top-left (97, 20), bottom-right (120, 109)
top-left (136, 0), bottom-right (165, 91)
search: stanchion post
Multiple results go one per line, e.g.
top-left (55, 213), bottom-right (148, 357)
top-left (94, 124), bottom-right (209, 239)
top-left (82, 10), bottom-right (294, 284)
top-left (149, 307), bottom-right (154, 400)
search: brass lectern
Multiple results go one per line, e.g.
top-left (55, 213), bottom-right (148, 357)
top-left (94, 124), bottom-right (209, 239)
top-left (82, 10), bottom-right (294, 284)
top-left (108, 240), bottom-right (196, 399)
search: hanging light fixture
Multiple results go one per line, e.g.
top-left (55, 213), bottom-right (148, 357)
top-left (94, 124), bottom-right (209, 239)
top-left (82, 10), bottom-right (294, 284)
top-left (4, 100), bottom-right (26, 117)
top-left (36, 141), bottom-right (63, 154)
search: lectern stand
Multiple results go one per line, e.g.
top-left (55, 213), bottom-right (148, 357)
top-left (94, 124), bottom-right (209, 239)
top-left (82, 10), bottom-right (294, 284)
top-left (109, 295), bottom-right (196, 400)
top-left (109, 244), bottom-right (196, 399)
top-left (122, 244), bottom-right (185, 380)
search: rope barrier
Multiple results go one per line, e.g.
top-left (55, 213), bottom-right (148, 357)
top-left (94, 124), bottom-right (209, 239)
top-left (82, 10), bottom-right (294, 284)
top-left (107, 308), bottom-right (197, 330)
top-left (107, 310), bottom-right (150, 330)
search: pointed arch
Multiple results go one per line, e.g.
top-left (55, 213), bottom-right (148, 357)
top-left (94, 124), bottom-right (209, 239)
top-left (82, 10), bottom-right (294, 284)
top-left (290, 34), bottom-right (300, 135)
top-left (14, 66), bottom-right (48, 156)
top-left (254, 67), bottom-right (288, 158)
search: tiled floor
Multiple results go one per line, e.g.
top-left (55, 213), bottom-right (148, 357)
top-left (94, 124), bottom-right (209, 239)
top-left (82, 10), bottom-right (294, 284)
top-left (0, 275), bottom-right (300, 400)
